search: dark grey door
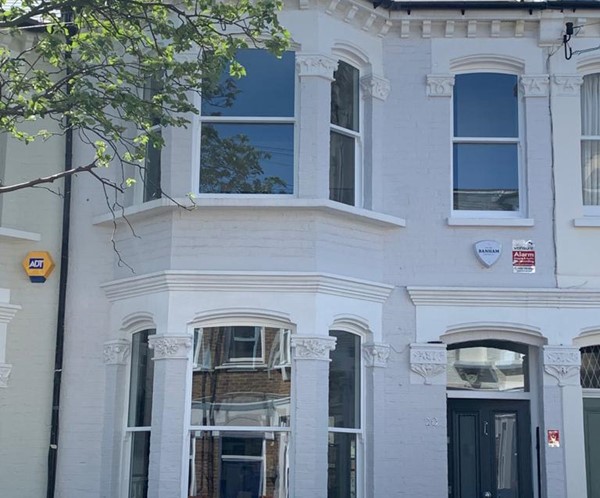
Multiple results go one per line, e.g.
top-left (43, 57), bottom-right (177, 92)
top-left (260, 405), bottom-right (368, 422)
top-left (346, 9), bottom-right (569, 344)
top-left (448, 399), bottom-right (532, 498)
top-left (584, 398), bottom-right (600, 498)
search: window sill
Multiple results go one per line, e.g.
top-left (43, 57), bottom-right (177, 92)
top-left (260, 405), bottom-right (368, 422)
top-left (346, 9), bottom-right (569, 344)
top-left (93, 197), bottom-right (406, 229)
top-left (573, 218), bottom-right (600, 227)
top-left (447, 217), bottom-right (534, 227)
top-left (0, 226), bottom-right (41, 241)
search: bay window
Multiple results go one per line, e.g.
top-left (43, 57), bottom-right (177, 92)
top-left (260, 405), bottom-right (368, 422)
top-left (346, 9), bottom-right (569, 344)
top-left (453, 73), bottom-right (520, 213)
top-left (581, 73), bottom-right (600, 210)
top-left (330, 61), bottom-right (360, 206)
top-left (199, 50), bottom-right (295, 194)
top-left (127, 329), bottom-right (155, 498)
top-left (189, 325), bottom-right (291, 498)
top-left (328, 330), bottom-right (361, 498)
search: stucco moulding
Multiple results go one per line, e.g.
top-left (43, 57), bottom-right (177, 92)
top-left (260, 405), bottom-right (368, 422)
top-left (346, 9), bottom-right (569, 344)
top-left (407, 286), bottom-right (600, 308)
top-left (552, 75), bottom-right (583, 96)
top-left (296, 54), bottom-right (338, 79)
top-left (360, 75), bottom-right (391, 101)
top-left (520, 75), bottom-right (549, 97)
top-left (103, 340), bottom-right (131, 365)
top-left (292, 336), bottom-right (336, 361)
top-left (410, 343), bottom-right (447, 385)
top-left (426, 75), bottom-right (454, 97)
top-left (362, 343), bottom-right (391, 367)
top-left (101, 271), bottom-right (394, 304)
top-left (0, 363), bottom-right (12, 388)
top-left (543, 346), bottom-right (581, 387)
top-left (149, 335), bottom-right (193, 360)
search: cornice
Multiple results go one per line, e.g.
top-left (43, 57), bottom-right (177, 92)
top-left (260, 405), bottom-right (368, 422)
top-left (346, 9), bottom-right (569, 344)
top-left (426, 74), bottom-right (454, 97)
top-left (520, 74), bottom-right (549, 97)
top-left (103, 339), bottom-right (131, 365)
top-left (410, 343), bottom-right (447, 385)
top-left (360, 75), bottom-right (391, 101)
top-left (149, 334), bottom-right (193, 360)
top-left (543, 345), bottom-right (581, 387)
top-left (407, 286), bottom-right (600, 308)
top-left (102, 271), bottom-right (394, 304)
top-left (363, 343), bottom-right (391, 367)
top-left (292, 336), bottom-right (336, 361)
top-left (296, 54), bottom-right (338, 79)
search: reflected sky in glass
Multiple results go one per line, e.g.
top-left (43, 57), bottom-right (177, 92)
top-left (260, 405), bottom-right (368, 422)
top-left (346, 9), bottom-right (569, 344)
top-left (454, 73), bottom-right (518, 138)
top-left (454, 144), bottom-right (518, 190)
top-left (202, 50), bottom-right (295, 118)
top-left (200, 123), bottom-right (294, 194)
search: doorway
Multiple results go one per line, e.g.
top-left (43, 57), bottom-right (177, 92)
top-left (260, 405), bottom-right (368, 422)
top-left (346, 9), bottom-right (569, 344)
top-left (584, 398), bottom-right (600, 498)
top-left (447, 399), bottom-right (532, 498)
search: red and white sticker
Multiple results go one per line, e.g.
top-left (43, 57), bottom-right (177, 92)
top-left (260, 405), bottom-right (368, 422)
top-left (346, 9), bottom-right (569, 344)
top-left (512, 240), bottom-right (535, 274)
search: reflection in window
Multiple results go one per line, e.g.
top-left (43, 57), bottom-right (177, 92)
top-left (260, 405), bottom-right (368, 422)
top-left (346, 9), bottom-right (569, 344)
top-left (328, 331), bottom-right (360, 498)
top-left (330, 61), bottom-right (360, 206)
top-left (453, 73), bottom-right (520, 212)
top-left (189, 325), bottom-right (292, 498)
top-left (142, 77), bottom-right (162, 202)
top-left (447, 342), bottom-right (528, 392)
top-left (581, 345), bottom-right (600, 389)
top-left (199, 50), bottom-right (295, 194)
top-left (581, 74), bottom-right (600, 207)
top-left (127, 329), bottom-right (155, 498)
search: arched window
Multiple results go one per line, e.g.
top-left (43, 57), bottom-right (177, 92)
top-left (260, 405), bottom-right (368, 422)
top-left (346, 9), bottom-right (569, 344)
top-left (127, 329), bottom-right (155, 498)
top-left (447, 340), bottom-right (528, 392)
top-left (188, 324), bottom-right (292, 498)
top-left (328, 330), bottom-right (361, 498)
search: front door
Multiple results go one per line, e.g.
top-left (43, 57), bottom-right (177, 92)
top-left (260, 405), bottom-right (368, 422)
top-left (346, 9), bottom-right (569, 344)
top-left (584, 398), bottom-right (600, 498)
top-left (448, 399), bottom-right (532, 498)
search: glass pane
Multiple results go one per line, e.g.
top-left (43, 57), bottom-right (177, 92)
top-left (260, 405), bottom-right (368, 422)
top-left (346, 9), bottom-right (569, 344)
top-left (581, 73), bottom-right (600, 136)
top-left (128, 330), bottom-right (155, 427)
top-left (453, 143), bottom-right (519, 211)
top-left (201, 50), bottom-right (295, 118)
top-left (144, 132), bottom-right (162, 202)
top-left (189, 431), bottom-right (289, 498)
top-left (457, 413), bottom-right (479, 498)
top-left (190, 327), bottom-right (291, 427)
top-left (331, 61), bottom-right (359, 131)
top-left (454, 73), bottom-right (518, 138)
top-left (327, 432), bottom-right (357, 498)
top-left (582, 140), bottom-right (600, 206)
top-left (129, 431), bottom-right (150, 498)
top-left (200, 123), bottom-right (293, 194)
top-left (495, 413), bottom-right (519, 498)
top-left (329, 131), bottom-right (355, 206)
top-left (329, 331), bottom-right (360, 429)
top-left (447, 345), bottom-right (527, 392)
top-left (581, 346), bottom-right (600, 389)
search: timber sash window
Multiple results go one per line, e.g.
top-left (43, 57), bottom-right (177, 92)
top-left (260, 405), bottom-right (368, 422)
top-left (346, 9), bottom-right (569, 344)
top-left (581, 74), bottom-right (600, 209)
top-left (453, 73), bottom-right (520, 213)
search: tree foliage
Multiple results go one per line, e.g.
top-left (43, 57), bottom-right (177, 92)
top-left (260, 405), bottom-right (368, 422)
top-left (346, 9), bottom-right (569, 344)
top-left (0, 0), bottom-right (289, 193)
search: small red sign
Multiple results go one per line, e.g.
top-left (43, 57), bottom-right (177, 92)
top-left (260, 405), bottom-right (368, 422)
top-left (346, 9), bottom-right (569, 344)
top-left (547, 430), bottom-right (560, 447)
top-left (512, 240), bottom-right (536, 273)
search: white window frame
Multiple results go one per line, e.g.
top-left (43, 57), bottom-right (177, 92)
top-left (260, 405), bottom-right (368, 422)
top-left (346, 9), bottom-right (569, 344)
top-left (451, 71), bottom-right (525, 219)
top-left (223, 325), bottom-right (265, 365)
top-left (330, 60), bottom-right (363, 208)
top-left (197, 50), bottom-right (296, 198)
top-left (327, 329), bottom-right (365, 498)
top-left (580, 72), bottom-right (600, 217)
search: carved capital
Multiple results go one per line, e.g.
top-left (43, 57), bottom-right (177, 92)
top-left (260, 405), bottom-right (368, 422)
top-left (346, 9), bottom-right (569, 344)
top-left (410, 343), bottom-right (447, 385)
top-left (296, 54), bottom-right (338, 80)
top-left (362, 343), bottom-right (390, 367)
top-left (149, 334), bottom-right (193, 360)
top-left (292, 336), bottom-right (336, 361)
top-left (360, 75), bottom-right (391, 101)
top-left (426, 75), bottom-right (454, 97)
top-left (520, 75), bottom-right (549, 97)
top-left (552, 75), bottom-right (583, 96)
top-left (103, 339), bottom-right (131, 365)
top-left (543, 346), bottom-right (581, 387)
top-left (0, 363), bottom-right (12, 387)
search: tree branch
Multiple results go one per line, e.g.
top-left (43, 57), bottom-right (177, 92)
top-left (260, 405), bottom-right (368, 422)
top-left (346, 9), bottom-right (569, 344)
top-left (0, 160), bottom-right (97, 193)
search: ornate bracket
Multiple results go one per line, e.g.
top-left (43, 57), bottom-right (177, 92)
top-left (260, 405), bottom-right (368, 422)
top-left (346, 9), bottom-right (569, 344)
top-left (292, 336), bottom-right (336, 361)
top-left (149, 335), bottom-right (193, 360)
top-left (296, 54), bottom-right (338, 80)
top-left (360, 75), bottom-right (391, 101)
top-left (410, 343), bottom-right (447, 385)
top-left (362, 343), bottom-right (390, 367)
top-left (426, 75), bottom-right (454, 97)
top-left (543, 346), bottom-right (581, 387)
top-left (0, 363), bottom-right (11, 388)
top-left (552, 75), bottom-right (583, 97)
top-left (520, 75), bottom-right (549, 97)
top-left (103, 339), bottom-right (131, 365)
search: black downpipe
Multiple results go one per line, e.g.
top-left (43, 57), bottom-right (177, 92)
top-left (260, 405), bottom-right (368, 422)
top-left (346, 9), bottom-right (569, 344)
top-left (46, 12), bottom-right (75, 498)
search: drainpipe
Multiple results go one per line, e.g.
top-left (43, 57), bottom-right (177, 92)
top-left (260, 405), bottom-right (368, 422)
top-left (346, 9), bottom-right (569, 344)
top-left (46, 10), bottom-right (75, 498)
